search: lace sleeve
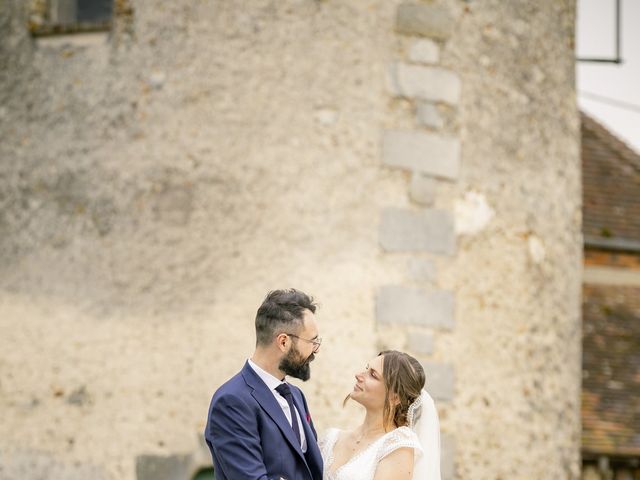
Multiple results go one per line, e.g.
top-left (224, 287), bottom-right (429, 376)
top-left (377, 426), bottom-right (423, 463)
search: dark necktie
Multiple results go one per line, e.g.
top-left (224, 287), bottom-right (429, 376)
top-left (275, 383), bottom-right (301, 446)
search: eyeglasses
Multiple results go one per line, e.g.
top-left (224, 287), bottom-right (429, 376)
top-left (286, 333), bottom-right (322, 352)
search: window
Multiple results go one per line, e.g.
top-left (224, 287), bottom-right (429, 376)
top-left (29, 0), bottom-right (114, 36)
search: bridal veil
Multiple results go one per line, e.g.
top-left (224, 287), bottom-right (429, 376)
top-left (408, 389), bottom-right (441, 480)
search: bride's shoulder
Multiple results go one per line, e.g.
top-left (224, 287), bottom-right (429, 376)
top-left (388, 425), bottom-right (418, 439)
top-left (379, 426), bottom-right (422, 453)
top-left (320, 427), bottom-right (342, 444)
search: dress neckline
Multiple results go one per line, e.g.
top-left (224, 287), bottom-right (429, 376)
top-left (326, 427), bottom-right (404, 478)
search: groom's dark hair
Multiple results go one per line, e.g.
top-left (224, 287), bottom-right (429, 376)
top-left (255, 289), bottom-right (317, 346)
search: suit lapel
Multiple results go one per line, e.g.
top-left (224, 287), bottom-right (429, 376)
top-left (241, 363), bottom-right (306, 460)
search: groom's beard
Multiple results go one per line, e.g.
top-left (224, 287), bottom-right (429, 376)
top-left (279, 347), bottom-right (315, 381)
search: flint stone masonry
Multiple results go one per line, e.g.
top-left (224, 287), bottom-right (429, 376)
top-left (408, 257), bottom-right (437, 282)
top-left (379, 208), bottom-right (455, 254)
top-left (376, 286), bottom-right (454, 329)
top-left (406, 331), bottom-right (434, 354)
top-left (409, 172), bottom-right (437, 205)
top-left (408, 39), bottom-right (440, 64)
top-left (396, 3), bottom-right (455, 40)
top-left (421, 361), bottom-right (456, 401)
top-left (389, 63), bottom-right (461, 105)
top-left (416, 102), bottom-right (444, 129)
top-left (383, 130), bottom-right (460, 180)
top-left (67, 385), bottom-right (91, 406)
top-left (0, 451), bottom-right (108, 480)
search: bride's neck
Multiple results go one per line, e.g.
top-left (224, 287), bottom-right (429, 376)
top-left (360, 408), bottom-right (386, 434)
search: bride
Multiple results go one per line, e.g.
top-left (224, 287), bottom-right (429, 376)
top-left (319, 350), bottom-right (441, 480)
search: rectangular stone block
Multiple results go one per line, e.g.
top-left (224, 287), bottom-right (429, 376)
top-left (409, 39), bottom-right (440, 64)
top-left (406, 331), bottom-right (434, 354)
top-left (421, 361), bottom-right (455, 401)
top-left (382, 130), bottom-right (460, 180)
top-left (389, 63), bottom-right (461, 105)
top-left (396, 3), bottom-right (455, 40)
top-left (376, 286), bottom-right (454, 329)
top-left (408, 257), bottom-right (437, 282)
top-left (136, 455), bottom-right (194, 480)
top-left (379, 208), bottom-right (455, 254)
top-left (409, 172), bottom-right (437, 205)
top-left (416, 102), bottom-right (444, 129)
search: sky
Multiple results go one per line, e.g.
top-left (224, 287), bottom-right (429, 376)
top-left (576, 0), bottom-right (640, 153)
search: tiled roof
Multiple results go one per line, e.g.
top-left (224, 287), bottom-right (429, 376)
top-left (582, 112), bottom-right (640, 243)
top-left (582, 284), bottom-right (640, 457)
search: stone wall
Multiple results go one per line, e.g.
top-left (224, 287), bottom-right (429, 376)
top-left (0, 1), bottom-right (581, 479)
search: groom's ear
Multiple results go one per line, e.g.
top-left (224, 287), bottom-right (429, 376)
top-left (275, 333), bottom-right (289, 352)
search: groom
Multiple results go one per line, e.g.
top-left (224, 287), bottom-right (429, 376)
top-left (204, 289), bottom-right (323, 480)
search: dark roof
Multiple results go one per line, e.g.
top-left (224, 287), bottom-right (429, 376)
top-left (582, 284), bottom-right (640, 457)
top-left (582, 113), bottom-right (640, 244)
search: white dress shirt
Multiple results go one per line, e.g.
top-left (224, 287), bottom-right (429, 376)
top-left (248, 359), bottom-right (307, 452)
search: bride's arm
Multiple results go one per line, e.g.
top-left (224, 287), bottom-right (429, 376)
top-left (373, 447), bottom-right (414, 480)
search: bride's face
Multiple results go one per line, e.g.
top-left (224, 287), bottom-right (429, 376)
top-left (350, 355), bottom-right (387, 410)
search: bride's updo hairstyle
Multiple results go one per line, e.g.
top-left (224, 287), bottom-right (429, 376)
top-left (378, 350), bottom-right (425, 430)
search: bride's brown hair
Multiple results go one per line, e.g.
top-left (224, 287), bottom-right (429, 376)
top-left (344, 350), bottom-right (426, 431)
top-left (378, 350), bottom-right (426, 430)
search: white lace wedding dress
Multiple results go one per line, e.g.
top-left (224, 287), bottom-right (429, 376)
top-left (319, 427), bottom-right (423, 480)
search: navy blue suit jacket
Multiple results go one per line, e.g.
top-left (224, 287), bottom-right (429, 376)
top-left (204, 362), bottom-right (323, 480)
